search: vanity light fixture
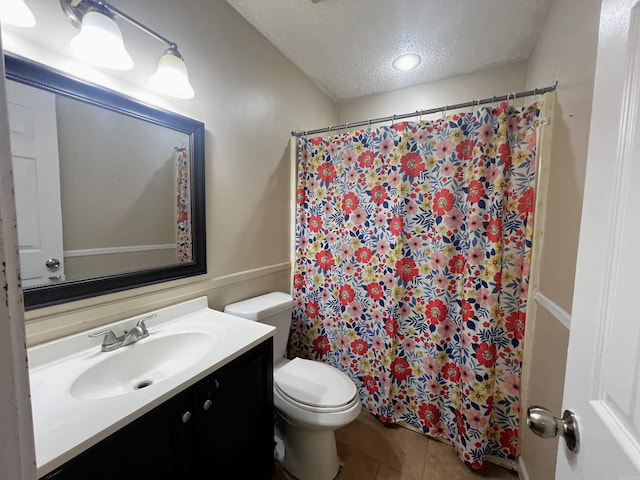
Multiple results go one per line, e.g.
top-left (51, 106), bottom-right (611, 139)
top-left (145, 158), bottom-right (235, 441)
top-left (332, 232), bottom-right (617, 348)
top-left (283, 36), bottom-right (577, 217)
top-left (61, 0), bottom-right (195, 99)
top-left (392, 53), bottom-right (421, 71)
top-left (0, 0), bottom-right (36, 28)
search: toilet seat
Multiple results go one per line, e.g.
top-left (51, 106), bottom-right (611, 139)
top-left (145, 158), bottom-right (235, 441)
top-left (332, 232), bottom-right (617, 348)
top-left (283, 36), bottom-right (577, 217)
top-left (274, 358), bottom-right (358, 412)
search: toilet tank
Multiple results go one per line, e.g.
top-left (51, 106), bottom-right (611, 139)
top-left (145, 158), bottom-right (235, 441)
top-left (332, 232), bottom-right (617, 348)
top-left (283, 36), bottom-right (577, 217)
top-left (224, 292), bottom-right (293, 361)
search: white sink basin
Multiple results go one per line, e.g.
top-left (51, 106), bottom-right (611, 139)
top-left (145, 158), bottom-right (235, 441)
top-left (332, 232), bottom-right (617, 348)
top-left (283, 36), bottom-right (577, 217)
top-left (70, 332), bottom-right (216, 400)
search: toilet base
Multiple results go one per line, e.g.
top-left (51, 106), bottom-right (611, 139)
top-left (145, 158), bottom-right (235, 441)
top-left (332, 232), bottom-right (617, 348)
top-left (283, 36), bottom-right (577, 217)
top-left (279, 419), bottom-right (341, 480)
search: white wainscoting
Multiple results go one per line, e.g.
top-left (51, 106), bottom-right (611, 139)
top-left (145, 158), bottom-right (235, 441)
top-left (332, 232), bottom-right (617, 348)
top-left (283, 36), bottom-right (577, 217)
top-left (535, 291), bottom-right (571, 330)
top-left (64, 244), bottom-right (176, 257)
top-left (25, 262), bottom-right (291, 346)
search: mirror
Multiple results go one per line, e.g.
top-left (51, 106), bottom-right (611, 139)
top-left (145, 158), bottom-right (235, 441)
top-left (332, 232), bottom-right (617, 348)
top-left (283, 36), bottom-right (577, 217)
top-left (4, 53), bottom-right (206, 310)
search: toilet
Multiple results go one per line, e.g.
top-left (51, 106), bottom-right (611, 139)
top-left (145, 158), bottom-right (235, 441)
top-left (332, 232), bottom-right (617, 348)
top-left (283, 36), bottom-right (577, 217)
top-left (224, 292), bottom-right (361, 480)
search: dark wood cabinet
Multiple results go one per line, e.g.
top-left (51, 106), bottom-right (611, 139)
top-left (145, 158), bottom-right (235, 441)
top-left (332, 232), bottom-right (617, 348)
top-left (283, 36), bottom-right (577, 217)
top-left (41, 339), bottom-right (274, 480)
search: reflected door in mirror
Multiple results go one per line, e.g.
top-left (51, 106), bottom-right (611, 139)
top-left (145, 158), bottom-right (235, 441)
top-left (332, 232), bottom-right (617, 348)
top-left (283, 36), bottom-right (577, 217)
top-left (6, 79), bottom-right (65, 287)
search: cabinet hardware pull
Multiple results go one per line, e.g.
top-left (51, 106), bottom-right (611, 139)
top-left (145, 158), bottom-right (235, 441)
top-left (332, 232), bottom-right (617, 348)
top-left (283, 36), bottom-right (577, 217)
top-left (203, 399), bottom-right (213, 411)
top-left (181, 411), bottom-right (192, 423)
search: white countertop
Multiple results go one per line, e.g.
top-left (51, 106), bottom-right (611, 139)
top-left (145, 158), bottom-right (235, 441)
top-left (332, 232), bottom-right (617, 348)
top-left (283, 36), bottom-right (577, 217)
top-left (28, 296), bottom-right (274, 478)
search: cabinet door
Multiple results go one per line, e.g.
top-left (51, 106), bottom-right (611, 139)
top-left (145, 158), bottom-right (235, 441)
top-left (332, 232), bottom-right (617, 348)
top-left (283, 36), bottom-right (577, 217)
top-left (192, 339), bottom-right (274, 479)
top-left (41, 389), bottom-right (193, 480)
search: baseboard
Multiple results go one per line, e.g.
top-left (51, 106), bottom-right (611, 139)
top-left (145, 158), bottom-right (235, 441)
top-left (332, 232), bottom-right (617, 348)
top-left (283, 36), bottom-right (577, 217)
top-left (518, 456), bottom-right (529, 480)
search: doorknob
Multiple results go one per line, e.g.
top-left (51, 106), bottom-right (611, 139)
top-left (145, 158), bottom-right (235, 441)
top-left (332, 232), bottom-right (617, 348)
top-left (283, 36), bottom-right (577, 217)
top-left (45, 258), bottom-right (60, 269)
top-left (527, 406), bottom-right (580, 453)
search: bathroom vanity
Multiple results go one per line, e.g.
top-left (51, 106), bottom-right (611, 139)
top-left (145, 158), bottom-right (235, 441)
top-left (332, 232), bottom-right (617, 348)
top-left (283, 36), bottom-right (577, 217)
top-left (29, 298), bottom-right (275, 479)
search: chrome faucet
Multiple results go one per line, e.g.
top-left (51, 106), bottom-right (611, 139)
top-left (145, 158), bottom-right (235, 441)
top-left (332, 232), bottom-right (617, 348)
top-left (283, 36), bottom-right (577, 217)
top-left (89, 315), bottom-right (154, 352)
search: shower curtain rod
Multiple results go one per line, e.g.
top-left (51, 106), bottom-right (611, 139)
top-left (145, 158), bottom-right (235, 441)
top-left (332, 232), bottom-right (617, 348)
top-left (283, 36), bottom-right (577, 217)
top-left (291, 81), bottom-right (557, 137)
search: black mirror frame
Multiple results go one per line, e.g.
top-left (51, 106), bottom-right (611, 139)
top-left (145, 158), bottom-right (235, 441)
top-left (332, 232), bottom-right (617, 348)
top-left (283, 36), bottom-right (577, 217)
top-left (4, 53), bottom-right (206, 310)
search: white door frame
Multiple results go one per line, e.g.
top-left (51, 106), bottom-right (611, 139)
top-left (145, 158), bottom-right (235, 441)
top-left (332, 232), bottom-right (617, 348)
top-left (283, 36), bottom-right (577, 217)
top-left (0, 31), bottom-right (37, 480)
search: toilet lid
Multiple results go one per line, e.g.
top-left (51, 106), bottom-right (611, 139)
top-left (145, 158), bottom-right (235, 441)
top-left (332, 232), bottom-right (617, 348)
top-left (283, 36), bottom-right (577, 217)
top-left (274, 358), bottom-right (358, 408)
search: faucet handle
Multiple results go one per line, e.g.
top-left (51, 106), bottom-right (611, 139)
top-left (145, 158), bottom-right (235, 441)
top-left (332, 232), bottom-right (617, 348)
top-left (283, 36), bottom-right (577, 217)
top-left (136, 313), bottom-right (156, 335)
top-left (89, 330), bottom-right (118, 349)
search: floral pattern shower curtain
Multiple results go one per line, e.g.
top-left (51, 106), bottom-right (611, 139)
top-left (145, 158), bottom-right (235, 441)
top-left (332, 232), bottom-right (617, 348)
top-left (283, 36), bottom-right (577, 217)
top-left (176, 148), bottom-right (192, 263)
top-left (290, 101), bottom-right (541, 468)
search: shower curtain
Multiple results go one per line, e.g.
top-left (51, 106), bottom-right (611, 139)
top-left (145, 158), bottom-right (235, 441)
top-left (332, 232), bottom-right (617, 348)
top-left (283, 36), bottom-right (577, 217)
top-left (176, 148), bottom-right (192, 263)
top-left (290, 101), bottom-right (541, 468)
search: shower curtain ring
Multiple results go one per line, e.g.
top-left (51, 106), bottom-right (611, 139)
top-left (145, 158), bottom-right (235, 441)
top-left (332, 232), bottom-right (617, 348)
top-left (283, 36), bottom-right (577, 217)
top-left (506, 92), bottom-right (515, 106)
top-left (442, 105), bottom-right (447, 120)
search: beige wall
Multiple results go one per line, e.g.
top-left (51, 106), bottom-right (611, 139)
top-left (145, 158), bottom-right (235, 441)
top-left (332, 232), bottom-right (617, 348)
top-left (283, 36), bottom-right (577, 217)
top-left (337, 61), bottom-right (527, 123)
top-left (520, 1), bottom-right (601, 479)
top-left (2, 0), bottom-right (335, 343)
top-left (56, 95), bottom-right (184, 250)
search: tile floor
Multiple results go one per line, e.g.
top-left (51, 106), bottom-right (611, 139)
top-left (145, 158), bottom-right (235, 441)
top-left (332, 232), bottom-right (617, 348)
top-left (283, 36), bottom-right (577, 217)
top-left (274, 411), bottom-right (518, 480)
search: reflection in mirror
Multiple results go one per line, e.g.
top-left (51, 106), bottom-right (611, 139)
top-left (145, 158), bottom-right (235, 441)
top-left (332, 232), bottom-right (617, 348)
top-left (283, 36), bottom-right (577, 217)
top-left (5, 54), bottom-right (206, 310)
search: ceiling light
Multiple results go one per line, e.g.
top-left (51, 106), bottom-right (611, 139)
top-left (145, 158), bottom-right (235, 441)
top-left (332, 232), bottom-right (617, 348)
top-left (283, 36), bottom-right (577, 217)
top-left (70, 11), bottom-right (134, 71)
top-left (149, 48), bottom-right (195, 100)
top-left (0, 0), bottom-right (36, 28)
top-left (62, 0), bottom-right (195, 99)
top-left (392, 53), bottom-right (421, 71)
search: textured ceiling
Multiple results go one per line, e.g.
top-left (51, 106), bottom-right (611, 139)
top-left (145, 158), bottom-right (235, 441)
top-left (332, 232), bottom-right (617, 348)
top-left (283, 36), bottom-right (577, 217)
top-left (226, 0), bottom-right (554, 101)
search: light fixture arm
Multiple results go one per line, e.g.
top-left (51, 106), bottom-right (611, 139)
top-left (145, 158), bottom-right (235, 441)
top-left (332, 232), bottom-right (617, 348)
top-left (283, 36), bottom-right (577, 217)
top-left (95, 0), bottom-right (178, 52)
top-left (61, 0), bottom-right (183, 55)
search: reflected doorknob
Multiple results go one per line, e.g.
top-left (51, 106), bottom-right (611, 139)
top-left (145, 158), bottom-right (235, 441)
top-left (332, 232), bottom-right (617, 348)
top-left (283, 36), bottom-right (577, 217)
top-left (527, 406), bottom-right (580, 453)
top-left (45, 258), bottom-right (60, 269)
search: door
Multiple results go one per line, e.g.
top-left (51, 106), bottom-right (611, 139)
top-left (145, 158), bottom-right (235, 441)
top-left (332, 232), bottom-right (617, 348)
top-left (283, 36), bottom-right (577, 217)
top-left (555, 0), bottom-right (640, 477)
top-left (5, 79), bottom-right (64, 287)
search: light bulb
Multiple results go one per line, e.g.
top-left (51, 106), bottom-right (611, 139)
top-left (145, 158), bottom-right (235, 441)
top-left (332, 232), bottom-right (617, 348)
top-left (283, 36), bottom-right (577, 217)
top-left (392, 53), bottom-right (421, 71)
top-left (70, 11), bottom-right (134, 71)
top-left (149, 50), bottom-right (194, 99)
